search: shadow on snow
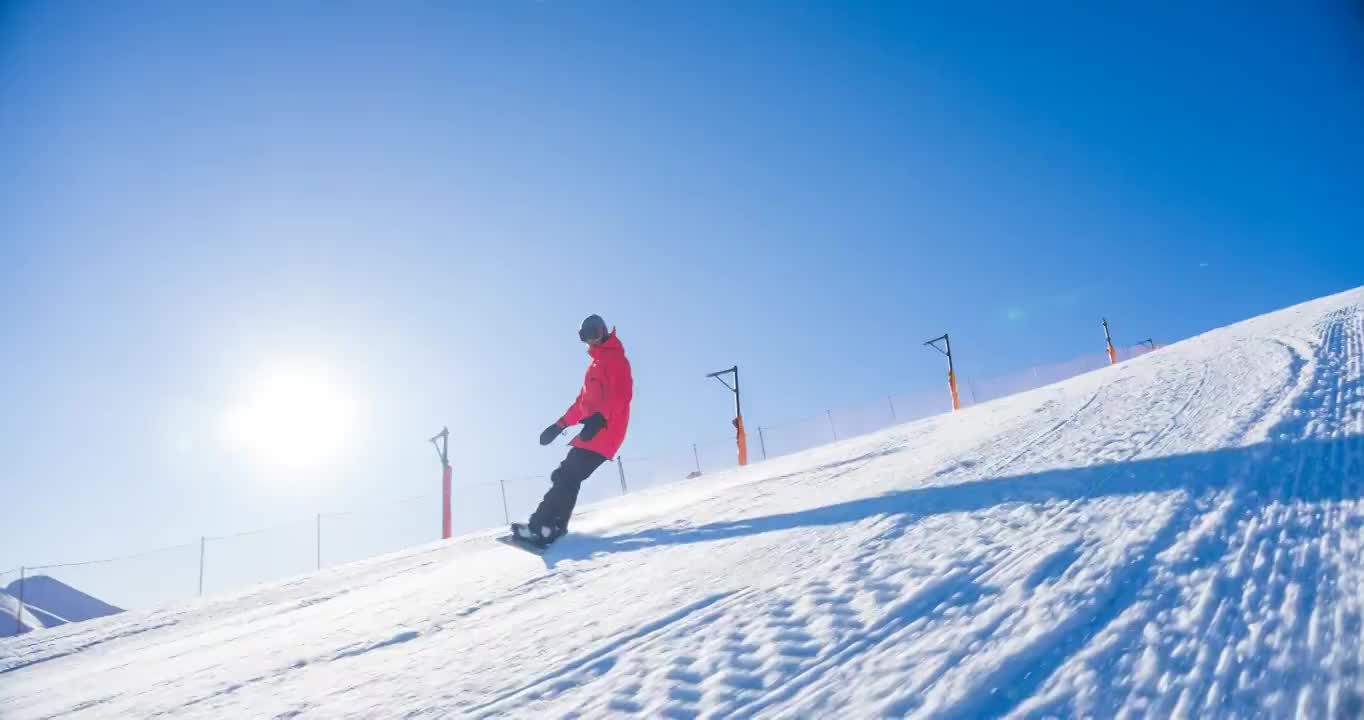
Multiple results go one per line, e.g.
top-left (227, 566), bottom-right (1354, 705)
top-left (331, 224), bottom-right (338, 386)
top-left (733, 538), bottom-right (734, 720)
top-left (556, 434), bottom-right (1364, 561)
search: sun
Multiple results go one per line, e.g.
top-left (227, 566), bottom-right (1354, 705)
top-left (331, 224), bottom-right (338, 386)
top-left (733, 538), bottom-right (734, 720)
top-left (222, 364), bottom-right (357, 471)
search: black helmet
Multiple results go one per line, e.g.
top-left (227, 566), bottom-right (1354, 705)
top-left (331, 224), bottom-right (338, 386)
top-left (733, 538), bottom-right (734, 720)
top-left (578, 314), bottom-right (608, 343)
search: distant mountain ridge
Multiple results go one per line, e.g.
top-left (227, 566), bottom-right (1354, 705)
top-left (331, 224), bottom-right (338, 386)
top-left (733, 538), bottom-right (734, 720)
top-left (0, 576), bottom-right (123, 637)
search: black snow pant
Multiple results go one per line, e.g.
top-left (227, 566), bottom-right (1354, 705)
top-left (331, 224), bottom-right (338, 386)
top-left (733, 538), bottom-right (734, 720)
top-left (529, 447), bottom-right (609, 532)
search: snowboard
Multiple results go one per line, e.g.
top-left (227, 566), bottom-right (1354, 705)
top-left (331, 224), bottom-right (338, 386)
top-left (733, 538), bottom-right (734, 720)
top-left (497, 534), bottom-right (551, 555)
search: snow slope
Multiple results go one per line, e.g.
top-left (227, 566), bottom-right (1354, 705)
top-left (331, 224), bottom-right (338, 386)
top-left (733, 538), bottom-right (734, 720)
top-left (2, 287), bottom-right (1362, 719)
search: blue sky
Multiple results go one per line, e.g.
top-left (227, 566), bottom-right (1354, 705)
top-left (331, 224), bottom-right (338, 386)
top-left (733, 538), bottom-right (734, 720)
top-left (3, 1), bottom-right (1362, 580)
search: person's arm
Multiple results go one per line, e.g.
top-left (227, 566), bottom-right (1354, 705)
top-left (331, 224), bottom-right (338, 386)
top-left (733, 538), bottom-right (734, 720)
top-left (604, 358), bottom-right (632, 425)
top-left (560, 367), bottom-right (606, 427)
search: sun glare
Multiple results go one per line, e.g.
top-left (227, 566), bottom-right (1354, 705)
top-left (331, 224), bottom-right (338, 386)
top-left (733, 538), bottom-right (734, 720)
top-left (222, 365), bottom-right (356, 471)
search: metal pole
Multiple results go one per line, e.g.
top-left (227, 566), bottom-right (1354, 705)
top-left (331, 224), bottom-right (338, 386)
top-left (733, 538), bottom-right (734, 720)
top-left (888, 395), bottom-right (897, 422)
top-left (827, 410), bottom-right (838, 441)
top-left (693, 443), bottom-right (701, 474)
top-left (498, 479), bottom-right (510, 525)
top-left (15, 566), bottom-right (25, 636)
top-left (758, 426), bottom-right (767, 460)
top-left (733, 366), bottom-right (742, 419)
top-left (617, 458), bottom-right (628, 495)
top-left (198, 537), bottom-right (206, 596)
top-left (316, 514), bottom-right (322, 571)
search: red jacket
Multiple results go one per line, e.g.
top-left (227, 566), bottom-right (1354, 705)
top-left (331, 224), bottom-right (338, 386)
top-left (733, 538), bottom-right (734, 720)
top-left (559, 330), bottom-right (633, 459)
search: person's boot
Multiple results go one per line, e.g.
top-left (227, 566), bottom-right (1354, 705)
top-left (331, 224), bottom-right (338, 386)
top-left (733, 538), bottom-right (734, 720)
top-left (512, 521), bottom-right (559, 547)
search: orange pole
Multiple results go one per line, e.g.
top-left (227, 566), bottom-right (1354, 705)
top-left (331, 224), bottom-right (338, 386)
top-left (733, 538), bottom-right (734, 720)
top-left (708, 366), bottom-right (746, 466)
top-left (926, 334), bottom-right (961, 412)
top-left (441, 464), bottom-right (452, 539)
top-left (735, 415), bottom-right (749, 466)
top-left (431, 427), bottom-right (452, 540)
top-left (1103, 318), bottom-right (1118, 365)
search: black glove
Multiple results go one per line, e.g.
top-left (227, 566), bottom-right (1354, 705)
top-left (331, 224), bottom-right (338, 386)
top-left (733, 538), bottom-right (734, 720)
top-left (577, 413), bottom-right (607, 442)
top-left (539, 421), bottom-right (565, 446)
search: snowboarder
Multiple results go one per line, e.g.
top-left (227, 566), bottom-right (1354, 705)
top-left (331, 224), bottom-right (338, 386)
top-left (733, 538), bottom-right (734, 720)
top-left (511, 314), bottom-right (633, 548)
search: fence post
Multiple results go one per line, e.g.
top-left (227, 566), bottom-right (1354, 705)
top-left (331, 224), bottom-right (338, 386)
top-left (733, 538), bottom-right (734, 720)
top-left (693, 444), bottom-right (701, 475)
top-left (617, 458), bottom-right (628, 495)
top-left (758, 426), bottom-right (768, 460)
top-left (15, 566), bottom-right (25, 636)
top-left (498, 479), bottom-right (510, 525)
top-left (198, 536), bottom-right (206, 596)
top-left (316, 514), bottom-right (322, 571)
top-left (888, 395), bottom-right (897, 423)
top-left (827, 410), bottom-right (838, 441)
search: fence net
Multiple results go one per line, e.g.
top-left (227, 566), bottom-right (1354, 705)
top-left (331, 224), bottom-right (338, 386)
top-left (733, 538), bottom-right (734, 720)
top-left (322, 493), bottom-right (442, 569)
top-left (22, 541), bottom-right (202, 613)
top-left (11, 342), bottom-right (1162, 626)
top-left (204, 519), bottom-right (317, 597)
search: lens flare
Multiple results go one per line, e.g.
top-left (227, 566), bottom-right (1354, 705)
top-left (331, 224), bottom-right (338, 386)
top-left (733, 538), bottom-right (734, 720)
top-left (222, 364), bottom-right (356, 471)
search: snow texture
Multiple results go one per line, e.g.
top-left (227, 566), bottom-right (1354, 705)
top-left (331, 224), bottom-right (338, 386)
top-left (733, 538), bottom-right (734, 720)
top-left (1, 287), bottom-right (1362, 718)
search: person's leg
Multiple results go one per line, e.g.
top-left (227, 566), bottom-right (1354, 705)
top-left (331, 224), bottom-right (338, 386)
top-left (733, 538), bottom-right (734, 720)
top-left (529, 448), bottom-right (609, 533)
top-left (552, 448), bottom-right (608, 531)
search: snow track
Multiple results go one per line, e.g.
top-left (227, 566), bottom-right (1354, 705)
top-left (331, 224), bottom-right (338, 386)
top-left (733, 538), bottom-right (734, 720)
top-left (2, 288), bottom-right (1362, 719)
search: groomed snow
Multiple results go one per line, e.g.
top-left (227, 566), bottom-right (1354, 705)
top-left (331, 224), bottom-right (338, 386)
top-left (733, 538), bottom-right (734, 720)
top-left (2, 288), bottom-right (1362, 718)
